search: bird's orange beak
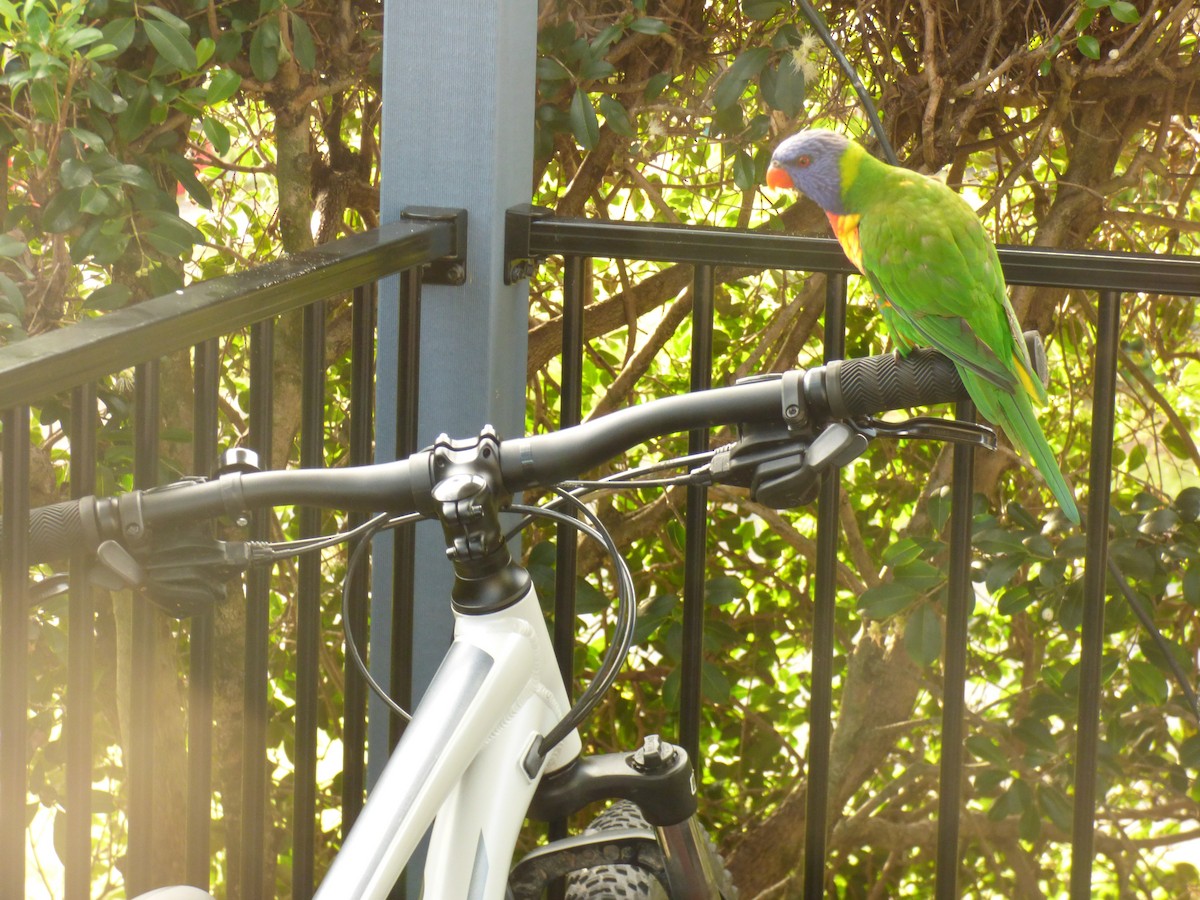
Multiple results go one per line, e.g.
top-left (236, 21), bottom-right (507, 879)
top-left (766, 163), bottom-right (793, 190)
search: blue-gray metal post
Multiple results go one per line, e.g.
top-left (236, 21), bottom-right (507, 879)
top-left (373, 0), bottom-right (537, 892)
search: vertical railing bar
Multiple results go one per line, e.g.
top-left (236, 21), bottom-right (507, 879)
top-left (554, 255), bottom-right (587, 695)
top-left (1, 405), bottom-right (31, 897)
top-left (680, 264), bottom-right (715, 768)
top-left (1069, 289), bottom-right (1121, 899)
top-left (547, 255), bottom-right (587, 898)
top-left (242, 321), bottom-right (274, 900)
top-left (66, 385), bottom-right (97, 900)
top-left (343, 283), bottom-right (377, 835)
top-left (187, 340), bottom-right (219, 889)
top-left (803, 272), bottom-right (846, 900)
top-left (294, 301), bottom-right (327, 899)
top-left (389, 268), bottom-right (422, 748)
top-left (127, 361), bottom-right (159, 897)
top-left (934, 396), bottom-right (977, 899)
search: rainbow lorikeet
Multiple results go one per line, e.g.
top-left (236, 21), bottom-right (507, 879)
top-left (767, 129), bottom-right (1079, 525)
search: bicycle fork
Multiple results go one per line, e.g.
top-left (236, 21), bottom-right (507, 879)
top-left (511, 734), bottom-right (731, 899)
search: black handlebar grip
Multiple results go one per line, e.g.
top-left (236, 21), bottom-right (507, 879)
top-left (6, 498), bottom-right (100, 564)
top-left (819, 348), bottom-right (968, 418)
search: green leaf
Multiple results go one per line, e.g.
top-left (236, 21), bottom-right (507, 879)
top-left (195, 36), bottom-right (215, 67)
top-left (628, 16), bottom-right (668, 34)
top-left (536, 57), bottom-right (572, 81)
top-left (0, 236), bottom-right (26, 259)
top-left (1139, 508), bottom-right (1179, 535)
top-left (117, 87), bottom-right (153, 142)
top-left (141, 209), bottom-right (202, 257)
top-left (1129, 659), bottom-right (1168, 705)
top-left (83, 284), bottom-right (132, 311)
top-left (713, 47), bottom-right (769, 111)
top-left (202, 116), bottom-right (230, 155)
top-left (1176, 487), bottom-right (1200, 523)
top-left (857, 580), bottom-right (919, 620)
top-left (984, 554), bottom-right (1025, 594)
top-left (78, 184), bottom-right (112, 216)
top-left (1180, 734), bottom-right (1200, 769)
top-left (163, 153), bottom-right (211, 209)
top-left (207, 68), bottom-right (242, 104)
top-left (997, 585), bottom-right (1035, 616)
top-left (1038, 785), bottom-right (1074, 832)
top-left (289, 14), bottom-right (316, 71)
top-left (29, 78), bottom-right (59, 120)
top-left (1111, 7), bottom-right (1141, 27)
top-left (249, 20), bottom-right (281, 82)
top-left (143, 5), bottom-right (191, 33)
top-left (1184, 563), bottom-right (1200, 609)
top-left (101, 17), bottom-right (137, 55)
top-left (644, 71), bottom-right (673, 100)
top-left (569, 88), bottom-right (599, 150)
top-left (596, 95), bottom-right (634, 137)
top-left (965, 735), bottom-right (1009, 768)
top-left (0, 275), bottom-right (23, 319)
top-left (733, 150), bottom-right (756, 191)
top-left (760, 59), bottom-right (805, 117)
top-left (742, 0), bottom-right (785, 19)
top-left (701, 660), bottom-right (732, 704)
top-left (904, 603), bottom-right (941, 667)
top-left (1076, 35), bottom-right (1101, 60)
top-left (1013, 717), bottom-right (1057, 753)
top-left (95, 163), bottom-right (157, 191)
top-left (60, 158), bottom-right (94, 190)
top-left (883, 537), bottom-right (924, 568)
top-left (41, 188), bottom-right (84, 233)
top-left (144, 19), bottom-right (198, 72)
top-left (62, 26), bottom-right (104, 52)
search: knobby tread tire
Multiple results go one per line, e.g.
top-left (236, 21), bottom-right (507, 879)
top-left (563, 800), bottom-right (737, 899)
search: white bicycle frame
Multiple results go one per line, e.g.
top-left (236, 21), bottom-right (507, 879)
top-left (316, 581), bottom-right (580, 899)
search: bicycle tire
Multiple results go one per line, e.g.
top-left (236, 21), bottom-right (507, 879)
top-left (563, 800), bottom-right (737, 899)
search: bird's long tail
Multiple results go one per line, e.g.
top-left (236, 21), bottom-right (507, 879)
top-left (962, 372), bottom-right (1081, 525)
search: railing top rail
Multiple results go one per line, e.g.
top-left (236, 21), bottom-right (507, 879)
top-left (0, 219), bottom-right (454, 410)
top-left (526, 216), bottom-right (1200, 297)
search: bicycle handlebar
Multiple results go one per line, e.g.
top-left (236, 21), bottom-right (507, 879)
top-left (11, 346), bottom-right (971, 563)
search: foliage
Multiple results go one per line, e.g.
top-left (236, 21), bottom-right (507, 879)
top-left (5, 0), bottom-right (1200, 897)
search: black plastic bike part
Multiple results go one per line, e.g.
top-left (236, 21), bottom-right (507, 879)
top-left (508, 828), bottom-right (665, 900)
top-left (815, 348), bottom-right (968, 418)
top-left (13, 346), bottom-right (1003, 562)
top-left (427, 428), bottom-right (532, 614)
top-left (400, 206), bottom-right (468, 286)
top-left (92, 525), bottom-right (251, 618)
top-left (749, 422), bottom-right (869, 509)
top-left (526, 735), bottom-right (698, 827)
top-left (503, 203), bottom-right (554, 284)
top-left (860, 415), bottom-right (998, 450)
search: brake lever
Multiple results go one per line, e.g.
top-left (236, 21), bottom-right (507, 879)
top-left (92, 538), bottom-right (255, 618)
top-left (854, 415), bottom-right (998, 450)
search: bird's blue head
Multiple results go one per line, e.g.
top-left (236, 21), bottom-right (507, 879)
top-left (766, 129), bottom-right (853, 215)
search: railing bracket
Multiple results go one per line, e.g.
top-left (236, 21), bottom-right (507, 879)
top-left (401, 206), bottom-right (469, 286)
top-left (504, 204), bottom-right (553, 284)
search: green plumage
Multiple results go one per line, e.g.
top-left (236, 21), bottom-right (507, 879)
top-left (841, 143), bottom-right (1080, 525)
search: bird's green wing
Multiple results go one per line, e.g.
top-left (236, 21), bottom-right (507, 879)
top-left (858, 175), bottom-right (1047, 403)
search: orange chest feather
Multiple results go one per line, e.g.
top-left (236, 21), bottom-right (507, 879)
top-left (826, 212), bottom-right (864, 274)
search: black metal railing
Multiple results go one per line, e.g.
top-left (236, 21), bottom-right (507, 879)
top-left (0, 217), bottom-right (456, 899)
top-left (514, 212), bottom-right (1200, 900)
top-left (1, 207), bottom-right (1198, 899)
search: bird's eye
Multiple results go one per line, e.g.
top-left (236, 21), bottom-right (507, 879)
top-left (795, 154), bottom-right (812, 168)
